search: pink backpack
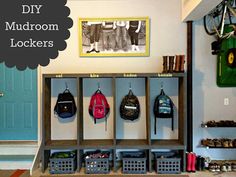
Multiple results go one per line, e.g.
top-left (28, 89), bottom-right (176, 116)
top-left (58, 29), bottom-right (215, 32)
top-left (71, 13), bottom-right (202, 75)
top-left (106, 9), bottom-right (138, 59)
top-left (88, 89), bottom-right (110, 129)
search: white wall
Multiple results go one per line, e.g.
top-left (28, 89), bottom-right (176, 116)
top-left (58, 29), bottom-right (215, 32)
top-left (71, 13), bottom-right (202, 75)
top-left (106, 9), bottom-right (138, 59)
top-left (193, 19), bottom-right (236, 160)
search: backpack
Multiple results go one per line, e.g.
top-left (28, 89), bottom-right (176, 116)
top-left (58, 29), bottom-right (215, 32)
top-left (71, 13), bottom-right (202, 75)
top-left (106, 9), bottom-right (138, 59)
top-left (153, 88), bottom-right (174, 134)
top-left (88, 89), bottom-right (110, 130)
top-left (54, 88), bottom-right (77, 118)
top-left (120, 89), bottom-right (140, 121)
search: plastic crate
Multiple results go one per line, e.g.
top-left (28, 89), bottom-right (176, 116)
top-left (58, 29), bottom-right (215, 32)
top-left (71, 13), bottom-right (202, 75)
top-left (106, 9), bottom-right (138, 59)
top-left (122, 151), bottom-right (146, 174)
top-left (49, 157), bottom-right (76, 174)
top-left (85, 157), bottom-right (110, 174)
top-left (155, 158), bottom-right (181, 174)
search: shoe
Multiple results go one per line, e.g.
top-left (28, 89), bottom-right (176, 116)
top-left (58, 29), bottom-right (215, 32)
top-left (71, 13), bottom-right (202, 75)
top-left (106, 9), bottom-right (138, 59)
top-left (234, 139), bottom-right (236, 147)
top-left (206, 120), bottom-right (217, 127)
top-left (131, 45), bottom-right (135, 51)
top-left (135, 45), bottom-right (140, 51)
top-left (196, 156), bottom-right (205, 171)
top-left (95, 50), bottom-right (100, 53)
top-left (232, 163), bottom-right (236, 171)
top-left (168, 56), bottom-right (175, 73)
top-left (221, 163), bottom-right (227, 172)
top-left (209, 163), bottom-right (216, 172)
top-left (186, 152), bottom-right (192, 172)
top-left (227, 163), bottom-right (232, 172)
top-left (213, 139), bottom-right (222, 147)
top-left (217, 120), bottom-right (225, 127)
top-left (215, 163), bottom-right (221, 172)
top-left (201, 139), bottom-right (215, 147)
top-left (191, 152), bottom-right (196, 172)
top-left (174, 55), bottom-right (180, 72)
top-left (162, 56), bottom-right (168, 73)
top-left (228, 139), bottom-right (233, 147)
top-left (179, 55), bottom-right (185, 72)
top-left (86, 48), bottom-right (95, 53)
top-left (196, 156), bottom-right (202, 171)
top-left (222, 139), bottom-right (229, 148)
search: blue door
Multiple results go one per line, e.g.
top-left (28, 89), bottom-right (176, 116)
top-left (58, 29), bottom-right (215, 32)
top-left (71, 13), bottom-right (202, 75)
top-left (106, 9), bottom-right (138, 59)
top-left (0, 64), bottom-right (37, 140)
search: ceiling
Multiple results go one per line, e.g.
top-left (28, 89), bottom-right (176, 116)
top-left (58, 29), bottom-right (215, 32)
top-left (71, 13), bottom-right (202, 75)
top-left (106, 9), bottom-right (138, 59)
top-left (182, 0), bottom-right (222, 21)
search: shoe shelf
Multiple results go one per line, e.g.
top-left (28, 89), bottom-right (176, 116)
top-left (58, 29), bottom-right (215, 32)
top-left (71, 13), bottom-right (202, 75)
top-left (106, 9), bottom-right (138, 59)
top-left (41, 73), bottom-right (187, 174)
top-left (202, 146), bottom-right (236, 149)
top-left (201, 121), bottom-right (236, 128)
top-left (201, 138), bottom-right (236, 149)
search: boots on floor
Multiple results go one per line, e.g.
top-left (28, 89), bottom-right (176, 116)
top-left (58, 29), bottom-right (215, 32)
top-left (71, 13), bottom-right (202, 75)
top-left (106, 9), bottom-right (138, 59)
top-left (196, 156), bottom-right (205, 171)
top-left (186, 152), bottom-right (192, 172)
top-left (187, 152), bottom-right (196, 172)
top-left (191, 152), bottom-right (196, 172)
top-left (168, 56), bottom-right (175, 73)
top-left (162, 56), bottom-right (168, 73)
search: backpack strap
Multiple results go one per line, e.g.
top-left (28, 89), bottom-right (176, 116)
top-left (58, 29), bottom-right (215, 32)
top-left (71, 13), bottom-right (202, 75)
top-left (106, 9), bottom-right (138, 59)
top-left (172, 117), bottom-right (174, 131)
top-left (154, 116), bottom-right (157, 134)
top-left (93, 98), bottom-right (97, 124)
top-left (105, 116), bottom-right (107, 131)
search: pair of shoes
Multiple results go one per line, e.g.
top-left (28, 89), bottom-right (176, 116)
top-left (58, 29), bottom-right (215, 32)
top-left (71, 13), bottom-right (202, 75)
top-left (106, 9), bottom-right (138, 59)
top-left (206, 120), bottom-right (217, 127)
top-left (196, 156), bottom-right (205, 171)
top-left (213, 139), bottom-right (222, 147)
top-left (201, 139), bottom-right (215, 147)
top-left (232, 163), bottom-right (236, 171)
top-left (209, 163), bottom-right (220, 172)
top-left (217, 120), bottom-right (236, 127)
top-left (186, 152), bottom-right (196, 172)
top-left (221, 163), bottom-right (232, 172)
top-left (221, 139), bottom-right (233, 148)
top-left (86, 48), bottom-right (95, 53)
top-left (86, 49), bottom-right (100, 53)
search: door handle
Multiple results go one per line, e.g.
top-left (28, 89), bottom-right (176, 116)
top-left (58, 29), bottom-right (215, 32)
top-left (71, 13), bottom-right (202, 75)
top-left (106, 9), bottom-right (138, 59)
top-left (0, 92), bottom-right (4, 97)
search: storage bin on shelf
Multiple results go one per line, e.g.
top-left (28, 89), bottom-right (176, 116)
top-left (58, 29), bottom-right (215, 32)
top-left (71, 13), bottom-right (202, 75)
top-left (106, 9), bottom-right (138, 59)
top-left (49, 151), bottom-right (77, 174)
top-left (84, 150), bottom-right (110, 174)
top-left (154, 152), bottom-right (181, 174)
top-left (122, 151), bottom-right (147, 174)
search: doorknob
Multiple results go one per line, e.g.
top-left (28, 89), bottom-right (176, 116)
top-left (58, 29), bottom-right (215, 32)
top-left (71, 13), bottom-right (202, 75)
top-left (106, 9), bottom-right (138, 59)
top-left (0, 92), bottom-right (4, 97)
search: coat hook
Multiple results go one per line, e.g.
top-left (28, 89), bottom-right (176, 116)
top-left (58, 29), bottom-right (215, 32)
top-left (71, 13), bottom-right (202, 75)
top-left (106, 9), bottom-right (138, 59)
top-left (65, 82), bottom-right (69, 90)
top-left (98, 82), bottom-right (100, 90)
top-left (129, 82), bottom-right (132, 90)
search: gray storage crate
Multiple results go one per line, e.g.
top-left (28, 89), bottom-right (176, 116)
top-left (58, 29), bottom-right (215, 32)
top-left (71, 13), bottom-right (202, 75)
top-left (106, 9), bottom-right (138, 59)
top-left (122, 152), bottom-right (146, 174)
top-left (156, 158), bottom-right (181, 174)
top-left (85, 157), bottom-right (110, 174)
top-left (49, 157), bottom-right (76, 174)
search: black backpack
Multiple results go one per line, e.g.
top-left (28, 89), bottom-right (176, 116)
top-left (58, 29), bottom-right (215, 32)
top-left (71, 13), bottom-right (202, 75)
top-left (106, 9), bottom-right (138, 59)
top-left (54, 88), bottom-right (77, 118)
top-left (153, 88), bottom-right (174, 134)
top-left (120, 89), bottom-right (140, 121)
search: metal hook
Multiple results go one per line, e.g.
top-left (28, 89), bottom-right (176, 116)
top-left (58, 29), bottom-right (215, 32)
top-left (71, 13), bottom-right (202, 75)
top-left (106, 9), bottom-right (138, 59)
top-left (129, 82), bottom-right (132, 90)
top-left (98, 82), bottom-right (100, 90)
top-left (65, 82), bottom-right (69, 90)
top-left (160, 81), bottom-right (163, 89)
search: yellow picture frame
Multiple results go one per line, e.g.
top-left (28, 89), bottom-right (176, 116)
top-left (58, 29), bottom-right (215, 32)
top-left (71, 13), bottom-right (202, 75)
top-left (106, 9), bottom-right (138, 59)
top-left (79, 17), bottom-right (150, 57)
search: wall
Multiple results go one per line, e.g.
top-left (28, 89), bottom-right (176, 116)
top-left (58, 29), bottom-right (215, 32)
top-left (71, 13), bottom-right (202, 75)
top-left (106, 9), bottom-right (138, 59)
top-left (41, 0), bottom-right (186, 74)
top-left (40, 1), bottom-right (186, 142)
top-left (193, 19), bottom-right (236, 160)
